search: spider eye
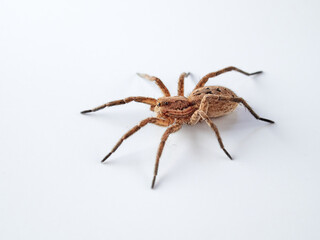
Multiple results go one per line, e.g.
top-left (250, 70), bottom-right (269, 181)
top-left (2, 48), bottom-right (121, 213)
top-left (157, 103), bottom-right (161, 107)
top-left (164, 102), bottom-right (169, 105)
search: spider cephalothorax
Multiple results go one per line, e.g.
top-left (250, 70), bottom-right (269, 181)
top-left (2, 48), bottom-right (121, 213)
top-left (81, 66), bottom-right (274, 188)
top-left (155, 96), bottom-right (196, 121)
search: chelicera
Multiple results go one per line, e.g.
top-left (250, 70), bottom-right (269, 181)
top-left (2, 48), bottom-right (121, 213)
top-left (81, 66), bottom-right (274, 188)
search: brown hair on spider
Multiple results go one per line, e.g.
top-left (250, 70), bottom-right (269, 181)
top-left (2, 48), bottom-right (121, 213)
top-left (81, 66), bottom-right (274, 189)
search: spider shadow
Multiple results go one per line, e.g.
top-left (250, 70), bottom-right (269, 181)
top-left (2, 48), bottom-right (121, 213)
top-left (100, 149), bottom-right (155, 184)
top-left (231, 121), bottom-right (275, 163)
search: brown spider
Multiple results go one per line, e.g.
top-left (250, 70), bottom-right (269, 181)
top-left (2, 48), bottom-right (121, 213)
top-left (81, 66), bottom-right (274, 188)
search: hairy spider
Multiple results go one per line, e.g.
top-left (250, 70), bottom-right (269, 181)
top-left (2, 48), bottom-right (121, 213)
top-left (81, 66), bottom-right (274, 188)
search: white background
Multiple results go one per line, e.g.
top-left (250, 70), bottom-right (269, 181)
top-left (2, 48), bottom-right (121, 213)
top-left (1, 0), bottom-right (320, 239)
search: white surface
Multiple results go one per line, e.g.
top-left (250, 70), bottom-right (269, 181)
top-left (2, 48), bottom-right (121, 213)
top-left (1, 0), bottom-right (320, 239)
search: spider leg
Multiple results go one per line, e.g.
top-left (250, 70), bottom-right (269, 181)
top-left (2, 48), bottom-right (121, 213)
top-left (151, 123), bottom-right (182, 189)
top-left (201, 111), bottom-right (232, 160)
top-left (136, 73), bottom-right (171, 97)
top-left (194, 66), bottom-right (262, 90)
top-left (189, 95), bottom-right (232, 160)
top-left (177, 72), bottom-right (190, 96)
top-left (189, 109), bottom-right (232, 160)
top-left (101, 117), bottom-right (171, 162)
top-left (205, 95), bottom-right (275, 124)
top-left (81, 96), bottom-right (157, 114)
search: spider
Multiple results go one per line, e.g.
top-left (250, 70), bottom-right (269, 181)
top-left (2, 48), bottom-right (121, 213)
top-left (81, 66), bottom-right (274, 188)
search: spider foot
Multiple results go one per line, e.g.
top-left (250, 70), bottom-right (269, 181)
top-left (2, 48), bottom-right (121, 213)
top-left (259, 118), bottom-right (275, 124)
top-left (151, 175), bottom-right (157, 189)
top-left (81, 109), bottom-right (92, 114)
top-left (136, 73), bottom-right (147, 78)
top-left (249, 71), bottom-right (263, 75)
top-left (101, 152), bottom-right (112, 163)
top-left (223, 148), bottom-right (233, 160)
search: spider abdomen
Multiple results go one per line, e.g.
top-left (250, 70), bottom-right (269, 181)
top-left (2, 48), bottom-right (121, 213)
top-left (188, 86), bottom-right (238, 118)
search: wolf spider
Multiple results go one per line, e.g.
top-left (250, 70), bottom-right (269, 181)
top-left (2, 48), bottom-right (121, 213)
top-left (81, 66), bottom-right (274, 188)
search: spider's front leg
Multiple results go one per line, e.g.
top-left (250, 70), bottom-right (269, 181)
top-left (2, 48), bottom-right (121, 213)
top-left (177, 72), bottom-right (190, 96)
top-left (136, 73), bottom-right (171, 97)
top-left (102, 117), bottom-right (172, 162)
top-left (189, 96), bottom-right (233, 160)
top-left (81, 96), bottom-right (157, 114)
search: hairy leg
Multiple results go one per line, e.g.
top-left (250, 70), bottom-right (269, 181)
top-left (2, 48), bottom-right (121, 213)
top-left (189, 96), bottom-right (232, 159)
top-left (204, 95), bottom-right (274, 124)
top-left (81, 96), bottom-right (157, 114)
top-left (101, 117), bottom-right (172, 162)
top-left (177, 72), bottom-right (190, 96)
top-left (151, 123), bottom-right (182, 189)
top-left (188, 94), bottom-right (210, 125)
top-left (137, 73), bottom-right (171, 97)
top-left (200, 111), bottom-right (232, 160)
top-left (194, 66), bottom-right (262, 90)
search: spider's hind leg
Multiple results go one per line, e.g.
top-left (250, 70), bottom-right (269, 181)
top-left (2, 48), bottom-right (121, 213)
top-left (205, 95), bottom-right (275, 124)
top-left (237, 97), bottom-right (274, 124)
top-left (194, 66), bottom-right (262, 90)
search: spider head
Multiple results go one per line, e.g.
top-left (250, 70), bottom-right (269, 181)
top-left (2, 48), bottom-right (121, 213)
top-left (155, 96), bottom-right (196, 118)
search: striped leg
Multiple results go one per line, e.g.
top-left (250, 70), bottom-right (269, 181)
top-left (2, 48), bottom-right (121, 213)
top-left (151, 123), bottom-right (182, 189)
top-left (189, 96), bottom-right (232, 160)
top-left (137, 73), bottom-right (171, 97)
top-left (177, 72), bottom-right (190, 96)
top-left (102, 117), bottom-right (171, 162)
top-left (81, 96), bottom-right (157, 114)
